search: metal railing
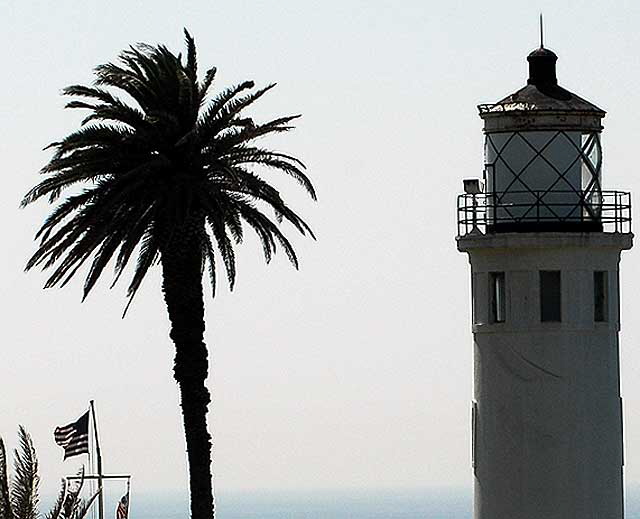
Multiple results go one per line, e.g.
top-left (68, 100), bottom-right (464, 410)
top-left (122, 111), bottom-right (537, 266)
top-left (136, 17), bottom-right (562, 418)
top-left (457, 190), bottom-right (631, 236)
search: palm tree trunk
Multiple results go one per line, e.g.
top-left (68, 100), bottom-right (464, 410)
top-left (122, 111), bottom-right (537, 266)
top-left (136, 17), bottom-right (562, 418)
top-left (160, 215), bottom-right (214, 519)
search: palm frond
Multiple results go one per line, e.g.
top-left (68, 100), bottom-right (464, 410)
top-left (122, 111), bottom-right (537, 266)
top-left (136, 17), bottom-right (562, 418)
top-left (196, 81), bottom-right (255, 135)
top-left (59, 472), bottom-right (83, 519)
top-left (69, 488), bottom-right (99, 519)
top-left (220, 145), bottom-right (316, 200)
top-left (44, 480), bottom-right (67, 519)
top-left (110, 205), bottom-right (156, 288)
top-left (200, 229), bottom-right (218, 298)
top-left (0, 438), bottom-right (12, 519)
top-left (238, 203), bottom-right (299, 268)
top-left (198, 66), bottom-right (217, 101)
top-left (123, 223), bottom-right (161, 316)
top-left (197, 84), bottom-right (275, 144)
top-left (10, 427), bottom-right (39, 519)
top-left (56, 472), bottom-right (99, 519)
top-left (62, 85), bottom-right (119, 105)
top-left (235, 202), bottom-right (275, 264)
top-left (207, 213), bottom-right (237, 290)
top-left (183, 29), bottom-right (198, 84)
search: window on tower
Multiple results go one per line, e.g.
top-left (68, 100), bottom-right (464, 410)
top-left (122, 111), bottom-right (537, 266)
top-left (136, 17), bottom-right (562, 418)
top-left (489, 272), bottom-right (505, 323)
top-left (540, 271), bottom-right (562, 322)
top-left (594, 271), bottom-right (608, 322)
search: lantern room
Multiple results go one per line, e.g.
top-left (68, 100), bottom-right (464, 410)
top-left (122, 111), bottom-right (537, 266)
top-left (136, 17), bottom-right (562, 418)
top-left (457, 46), bottom-right (631, 235)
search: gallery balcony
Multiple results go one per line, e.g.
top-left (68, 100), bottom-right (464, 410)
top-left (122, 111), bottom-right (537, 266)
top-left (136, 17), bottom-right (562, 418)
top-left (456, 190), bottom-right (631, 236)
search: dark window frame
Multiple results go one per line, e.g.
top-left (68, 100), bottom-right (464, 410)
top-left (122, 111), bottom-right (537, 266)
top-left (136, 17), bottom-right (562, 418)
top-left (489, 272), bottom-right (506, 324)
top-left (540, 270), bottom-right (562, 322)
top-left (594, 271), bottom-right (608, 322)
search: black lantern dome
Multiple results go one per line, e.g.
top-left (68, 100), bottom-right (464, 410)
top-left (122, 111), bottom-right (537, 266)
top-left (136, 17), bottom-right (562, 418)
top-left (528, 47), bottom-right (559, 87)
top-left (481, 47), bottom-right (605, 117)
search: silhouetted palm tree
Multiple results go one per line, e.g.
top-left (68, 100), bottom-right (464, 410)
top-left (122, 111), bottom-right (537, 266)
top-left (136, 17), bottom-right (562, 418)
top-left (22, 30), bottom-right (315, 519)
top-left (0, 427), bottom-right (98, 519)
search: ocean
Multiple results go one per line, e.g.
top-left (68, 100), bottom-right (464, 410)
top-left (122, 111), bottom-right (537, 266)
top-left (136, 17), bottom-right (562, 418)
top-left (130, 489), bottom-right (469, 519)
top-left (122, 487), bottom-right (640, 519)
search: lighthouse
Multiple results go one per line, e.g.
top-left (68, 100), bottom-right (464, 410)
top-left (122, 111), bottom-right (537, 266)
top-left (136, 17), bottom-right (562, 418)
top-left (456, 44), bottom-right (632, 519)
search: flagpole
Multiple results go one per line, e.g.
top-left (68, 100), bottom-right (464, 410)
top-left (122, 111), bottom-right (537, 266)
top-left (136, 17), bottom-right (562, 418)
top-left (126, 477), bottom-right (131, 519)
top-left (90, 400), bottom-right (104, 519)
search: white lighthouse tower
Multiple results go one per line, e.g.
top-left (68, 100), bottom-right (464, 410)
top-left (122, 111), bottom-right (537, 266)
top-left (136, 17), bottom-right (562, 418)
top-left (457, 43), bottom-right (633, 519)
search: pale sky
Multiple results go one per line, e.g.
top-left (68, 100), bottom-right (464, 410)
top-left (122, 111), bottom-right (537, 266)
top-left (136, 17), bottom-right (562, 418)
top-left (3, 0), bottom-right (640, 501)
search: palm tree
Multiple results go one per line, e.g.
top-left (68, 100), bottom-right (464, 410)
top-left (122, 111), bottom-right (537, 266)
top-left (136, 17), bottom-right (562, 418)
top-left (22, 30), bottom-right (315, 519)
top-left (0, 427), bottom-right (98, 519)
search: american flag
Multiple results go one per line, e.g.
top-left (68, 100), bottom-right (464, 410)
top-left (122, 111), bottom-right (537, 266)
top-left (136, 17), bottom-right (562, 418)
top-left (53, 411), bottom-right (90, 460)
top-left (116, 492), bottom-right (129, 519)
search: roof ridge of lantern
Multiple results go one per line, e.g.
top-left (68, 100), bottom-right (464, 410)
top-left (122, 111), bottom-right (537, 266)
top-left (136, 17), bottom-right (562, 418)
top-left (478, 44), bottom-right (605, 121)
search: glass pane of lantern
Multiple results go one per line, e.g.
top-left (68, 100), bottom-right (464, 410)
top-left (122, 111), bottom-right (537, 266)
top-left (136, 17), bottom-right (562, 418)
top-left (581, 132), bottom-right (602, 220)
top-left (594, 135), bottom-right (602, 198)
top-left (540, 132), bottom-right (581, 184)
top-left (486, 133), bottom-right (537, 192)
top-left (582, 132), bottom-right (601, 170)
